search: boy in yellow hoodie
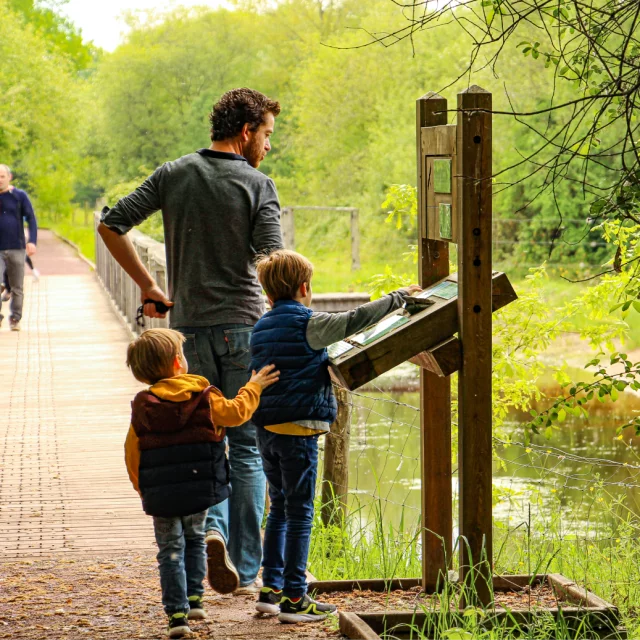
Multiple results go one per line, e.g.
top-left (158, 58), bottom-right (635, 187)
top-left (124, 328), bottom-right (278, 638)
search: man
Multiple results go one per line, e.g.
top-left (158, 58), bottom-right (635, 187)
top-left (98, 88), bottom-right (283, 596)
top-left (0, 164), bottom-right (37, 331)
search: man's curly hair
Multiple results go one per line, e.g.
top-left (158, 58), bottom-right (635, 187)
top-left (210, 88), bottom-right (281, 142)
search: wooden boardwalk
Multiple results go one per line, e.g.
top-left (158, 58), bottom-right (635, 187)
top-left (0, 230), bottom-right (154, 560)
top-left (0, 232), bottom-right (340, 639)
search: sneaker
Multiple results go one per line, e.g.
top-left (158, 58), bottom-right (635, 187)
top-left (236, 578), bottom-right (262, 595)
top-left (278, 593), bottom-right (337, 623)
top-left (255, 586), bottom-right (283, 615)
top-left (32, 268), bottom-right (40, 282)
top-left (187, 595), bottom-right (206, 620)
top-left (9, 318), bottom-right (20, 332)
top-left (1, 286), bottom-right (10, 302)
top-left (205, 530), bottom-right (239, 594)
top-left (167, 612), bottom-right (190, 638)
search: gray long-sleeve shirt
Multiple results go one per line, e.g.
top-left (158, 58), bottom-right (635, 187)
top-left (101, 149), bottom-right (283, 327)
top-left (307, 290), bottom-right (410, 349)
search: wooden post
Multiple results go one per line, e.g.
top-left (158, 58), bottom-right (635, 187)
top-left (457, 85), bottom-right (493, 605)
top-left (281, 207), bottom-right (295, 250)
top-left (350, 209), bottom-right (360, 271)
top-left (321, 385), bottom-right (351, 527)
top-left (417, 92), bottom-right (453, 592)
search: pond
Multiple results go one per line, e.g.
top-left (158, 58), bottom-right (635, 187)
top-left (337, 390), bottom-right (640, 538)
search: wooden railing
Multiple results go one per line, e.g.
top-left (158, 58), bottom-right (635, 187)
top-left (95, 212), bottom-right (370, 335)
top-left (94, 213), bottom-right (169, 335)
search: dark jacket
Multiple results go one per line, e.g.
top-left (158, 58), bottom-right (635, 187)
top-left (0, 188), bottom-right (37, 251)
top-left (130, 378), bottom-right (229, 517)
top-left (249, 299), bottom-right (338, 428)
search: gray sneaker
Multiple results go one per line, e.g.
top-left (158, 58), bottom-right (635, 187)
top-left (9, 318), bottom-right (20, 332)
top-left (0, 285), bottom-right (10, 302)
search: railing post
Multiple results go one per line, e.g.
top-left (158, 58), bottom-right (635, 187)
top-left (321, 385), bottom-right (351, 527)
top-left (350, 209), bottom-right (360, 272)
top-left (281, 207), bottom-right (295, 250)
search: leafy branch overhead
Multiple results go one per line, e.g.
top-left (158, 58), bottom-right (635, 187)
top-left (353, 0), bottom-right (640, 260)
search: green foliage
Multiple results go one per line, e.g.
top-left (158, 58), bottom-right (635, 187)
top-left (8, 0), bottom-right (95, 70)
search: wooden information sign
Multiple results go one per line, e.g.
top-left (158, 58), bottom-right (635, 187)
top-left (328, 271), bottom-right (516, 390)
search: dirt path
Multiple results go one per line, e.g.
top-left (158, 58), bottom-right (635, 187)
top-left (0, 554), bottom-right (342, 639)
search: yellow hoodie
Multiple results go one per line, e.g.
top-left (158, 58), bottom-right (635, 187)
top-left (124, 374), bottom-right (261, 493)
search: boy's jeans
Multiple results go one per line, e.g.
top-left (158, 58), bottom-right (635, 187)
top-left (175, 323), bottom-right (266, 587)
top-left (257, 429), bottom-right (319, 598)
top-left (0, 249), bottom-right (25, 322)
top-left (153, 511), bottom-right (207, 616)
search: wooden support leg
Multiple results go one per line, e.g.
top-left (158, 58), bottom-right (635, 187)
top-left (421, 369), bottom-right (452, 591)
top-left (457, 85), bottom-right (493, 606)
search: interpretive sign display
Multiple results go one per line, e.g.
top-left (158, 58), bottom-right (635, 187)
top-left (328, 271), bottom-right (516, 390)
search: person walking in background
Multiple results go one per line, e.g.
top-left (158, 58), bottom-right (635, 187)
top-left (0, 164), bottom-right (37, 331)
top-left (98, 88), bottom-right (283, 595)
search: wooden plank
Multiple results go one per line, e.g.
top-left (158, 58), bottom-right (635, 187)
top-left (456, 85), bottom-right (493, 606)
top-left (339, 613), bottom-right (382, 640)
top-left (410, 337), bottom-right (461, 377)
top-left (421, 124), bottom-right (456, 156)
top-left (309, 578), bottom-right (422, 593)
top-left (329, 271), bottom-right (516, 390)
top-left (417, 92), bottom-right (453, 594)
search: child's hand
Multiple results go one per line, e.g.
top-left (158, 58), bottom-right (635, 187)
top-left (250, 364), bottom-right (280, 390)
top-left (400, 284), bottom-right (423, 296)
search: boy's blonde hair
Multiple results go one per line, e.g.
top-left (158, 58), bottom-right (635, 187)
top-left (256, 249), bottom-right (314, 302)
top-left (126, 328), bottom-right (186, 384)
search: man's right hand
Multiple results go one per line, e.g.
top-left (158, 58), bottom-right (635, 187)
top-left (141, 285), bottom-right (174, 318)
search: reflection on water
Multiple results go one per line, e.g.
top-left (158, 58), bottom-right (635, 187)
top-left (338, 390), bottom-right (640, 535)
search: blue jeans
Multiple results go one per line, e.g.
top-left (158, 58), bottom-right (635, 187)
top-left (153, 511), bottom-right (207, 616)
top-left (175, 323), bottom-right (266, 586)
top-left (257, 429), bottom-right (319, 598)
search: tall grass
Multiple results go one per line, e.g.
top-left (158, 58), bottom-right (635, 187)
top-left (309, 490), bottom-right (638, 638)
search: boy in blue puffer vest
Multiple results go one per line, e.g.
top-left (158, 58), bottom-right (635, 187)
top-left (124, 328), bottom-right (279, 638)
top-left (250, 250), bottom-right (421, 623)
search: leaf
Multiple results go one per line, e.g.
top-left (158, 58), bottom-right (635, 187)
top-left (558, 408), bottom-right (566, 422)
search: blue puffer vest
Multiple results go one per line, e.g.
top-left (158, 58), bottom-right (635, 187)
top-left (250, 300), bottom-right (338, 428)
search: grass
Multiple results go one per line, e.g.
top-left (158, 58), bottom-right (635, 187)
top-left (308, 493), bottom-right (638, 639)
top-left (41, 215), bottom-right (96, 263)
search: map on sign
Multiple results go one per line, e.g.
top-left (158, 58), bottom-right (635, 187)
top-left (417, 281), bottom-right (458, 301)
top-left (350, 314), bottom-right (410, 347)
top-left (327, 340), bottom-right (354, 359)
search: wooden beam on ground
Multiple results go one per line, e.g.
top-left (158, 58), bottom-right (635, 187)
top-left (457, 85), bottom-right (493, 605)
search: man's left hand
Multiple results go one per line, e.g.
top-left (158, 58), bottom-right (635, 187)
top-left (26, 243), bottom-right (36, 257)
